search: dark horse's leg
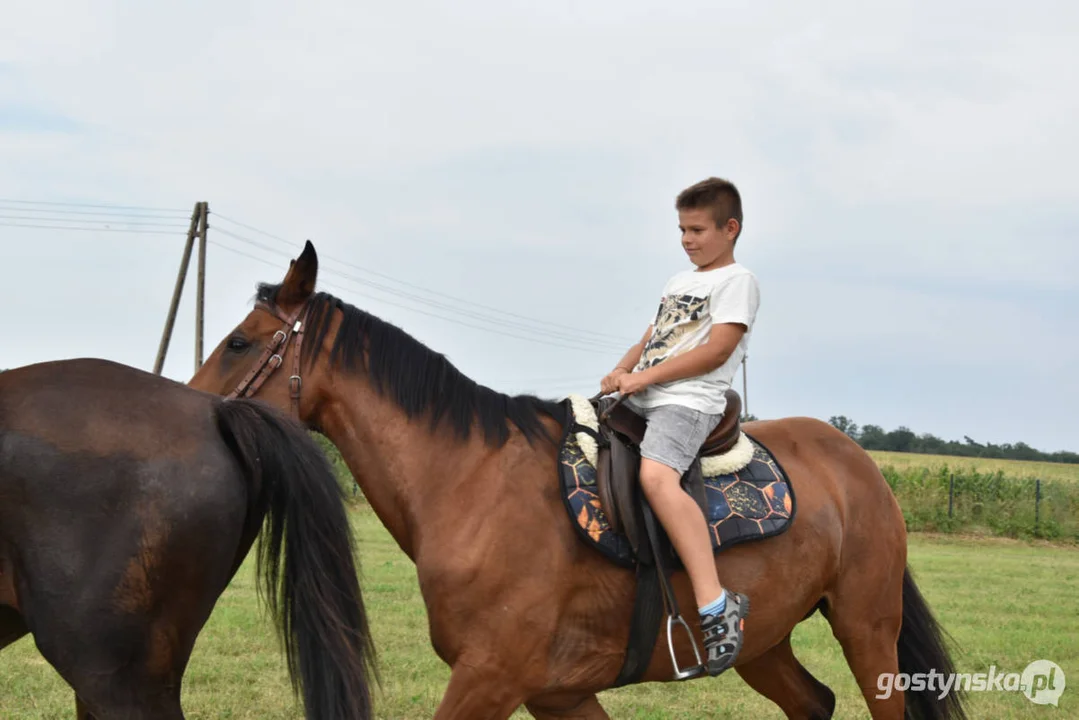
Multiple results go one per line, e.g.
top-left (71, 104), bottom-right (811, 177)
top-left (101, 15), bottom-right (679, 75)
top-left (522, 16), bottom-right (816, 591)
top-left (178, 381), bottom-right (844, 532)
top-left (14, 570), bottom-right (196, 719)
top-left (6, 457), bottom-right (248, 720)
top-left (0, 543), bottom-right (28, 650)
top-left (0, 606), bottom-right (28, 650)
top-left (735, 634), bottom-right (836, 719)
top-left (39, 491), bottom-right (245, 720)
top-left (75, 697), bottom-right (97, 720)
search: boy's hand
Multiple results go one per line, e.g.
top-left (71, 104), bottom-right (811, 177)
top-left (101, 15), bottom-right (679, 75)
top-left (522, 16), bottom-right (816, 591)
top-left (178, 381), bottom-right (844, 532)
top-left (616, 370), bottom-right (653, 396)
top-left (600, 367), bottom-right (629, 394)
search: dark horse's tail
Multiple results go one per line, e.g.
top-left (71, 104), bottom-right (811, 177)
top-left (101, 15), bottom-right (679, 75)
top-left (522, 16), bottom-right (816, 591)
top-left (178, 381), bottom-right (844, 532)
top-left (214, 398), bottom-right (377, 720)
top-left (898, 566), bottom-right (967, 720)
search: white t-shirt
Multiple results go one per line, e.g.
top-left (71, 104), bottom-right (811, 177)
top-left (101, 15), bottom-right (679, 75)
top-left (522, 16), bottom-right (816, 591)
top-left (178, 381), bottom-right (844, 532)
top-left (625, 263), bottom-right (759, 416)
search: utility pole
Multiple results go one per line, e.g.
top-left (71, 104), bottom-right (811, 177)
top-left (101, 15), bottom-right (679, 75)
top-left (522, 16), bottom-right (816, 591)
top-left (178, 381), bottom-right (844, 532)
top-left (742, 354), bottom-right (749, 420)
top-left (194, 202), bottom-right (209, 369)
top-left (153, 201), bottom-right (209, 375)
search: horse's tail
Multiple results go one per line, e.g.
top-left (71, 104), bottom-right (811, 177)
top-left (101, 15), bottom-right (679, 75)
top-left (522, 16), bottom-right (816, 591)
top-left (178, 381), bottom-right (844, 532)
top-left (897, 566), bottom-right (967, 720)
top-left (214, 398), bottom-right (377, 720)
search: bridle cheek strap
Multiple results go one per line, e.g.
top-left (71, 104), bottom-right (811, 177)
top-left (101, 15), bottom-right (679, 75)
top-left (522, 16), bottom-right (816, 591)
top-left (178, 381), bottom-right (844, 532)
top-left (226, 300), bottom-right (309, 420)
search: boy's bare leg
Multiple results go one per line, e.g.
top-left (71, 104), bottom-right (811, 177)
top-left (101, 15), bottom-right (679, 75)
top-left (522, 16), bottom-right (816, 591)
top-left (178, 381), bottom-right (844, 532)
top-left (639, 456), bottom-right (750, 676)
top-left (638, 458), bottom-right (723, 607)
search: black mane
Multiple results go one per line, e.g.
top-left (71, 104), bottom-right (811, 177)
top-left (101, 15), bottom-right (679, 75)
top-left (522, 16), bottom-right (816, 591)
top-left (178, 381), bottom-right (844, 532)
top-left (257, 283), bottom-right (568, 447)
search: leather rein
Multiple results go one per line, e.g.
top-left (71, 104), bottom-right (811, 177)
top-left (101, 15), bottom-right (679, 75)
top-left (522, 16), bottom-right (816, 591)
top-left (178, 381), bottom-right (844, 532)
top-left (225, 299), bottom-right (310, 420)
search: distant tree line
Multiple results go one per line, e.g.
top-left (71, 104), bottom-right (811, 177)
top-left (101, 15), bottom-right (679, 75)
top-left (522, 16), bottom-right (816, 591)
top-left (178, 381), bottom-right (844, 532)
top-left (827, 415), bottom-right (1079, 465)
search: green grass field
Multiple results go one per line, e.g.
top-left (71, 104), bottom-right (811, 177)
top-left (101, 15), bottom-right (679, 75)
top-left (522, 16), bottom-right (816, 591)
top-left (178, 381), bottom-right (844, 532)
top-left (2, 506), bottom-right (1075, 719)
top-left (868, 451), bottom-right (1079, 483)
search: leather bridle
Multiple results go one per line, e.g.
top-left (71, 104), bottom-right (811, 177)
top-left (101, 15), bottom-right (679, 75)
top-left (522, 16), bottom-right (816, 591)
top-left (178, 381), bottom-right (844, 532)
top-left (226, 299), bottom-right (310, 420)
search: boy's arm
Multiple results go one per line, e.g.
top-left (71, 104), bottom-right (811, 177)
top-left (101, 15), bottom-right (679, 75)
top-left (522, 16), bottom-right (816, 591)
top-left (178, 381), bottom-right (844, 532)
top-left (636, 323), bottom-right (745, 385)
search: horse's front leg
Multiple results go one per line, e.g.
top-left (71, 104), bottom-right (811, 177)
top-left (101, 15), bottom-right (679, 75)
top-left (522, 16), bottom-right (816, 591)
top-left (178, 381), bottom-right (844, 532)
top-left (433, 654), bottom-right (527, 720)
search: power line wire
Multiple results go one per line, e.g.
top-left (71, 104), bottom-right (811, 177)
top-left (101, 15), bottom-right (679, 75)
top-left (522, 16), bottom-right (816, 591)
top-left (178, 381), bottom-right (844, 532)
top-left (212, 227), bottom-right (629, 352)
top-left (0, 198), bottom-right (189, 213)
top-left (211, 211), bottom-right (635, 345)
top-left (0, 214), bottom-right (188, 228)
top-left (0, 221), bottom-right (183, 235)
top-left (0, 198), bottom-right (637, 354)
top-left (0, 205), bottom-right (190, 220)
top-left (209, 239), bottom-right (618, 356)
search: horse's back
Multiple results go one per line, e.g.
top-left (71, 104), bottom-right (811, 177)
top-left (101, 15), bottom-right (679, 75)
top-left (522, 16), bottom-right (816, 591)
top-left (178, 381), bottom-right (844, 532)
top-left (0, 358), bottom-right (224, 457)
top-left (0, 358), bottom-right (247, 548)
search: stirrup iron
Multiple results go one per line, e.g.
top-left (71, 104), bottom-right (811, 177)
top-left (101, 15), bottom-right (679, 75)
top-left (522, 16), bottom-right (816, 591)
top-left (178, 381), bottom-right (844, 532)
top-left (666, 613), bottom-right (705, 680)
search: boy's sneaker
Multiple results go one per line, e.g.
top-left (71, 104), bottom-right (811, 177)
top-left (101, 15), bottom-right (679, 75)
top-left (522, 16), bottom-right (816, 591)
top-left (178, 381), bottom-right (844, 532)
top-left (700, 591), bottom-right (750, 676)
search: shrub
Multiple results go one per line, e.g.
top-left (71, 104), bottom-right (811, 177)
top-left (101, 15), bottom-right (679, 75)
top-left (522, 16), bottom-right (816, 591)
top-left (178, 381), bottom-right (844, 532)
top-left (881, 464), bottom-right (1078, 542)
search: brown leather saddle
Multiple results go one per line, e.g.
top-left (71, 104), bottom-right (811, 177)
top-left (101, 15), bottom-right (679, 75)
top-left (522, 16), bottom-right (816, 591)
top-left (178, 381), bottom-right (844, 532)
top-left (592, 389), bottom-right (742, 556)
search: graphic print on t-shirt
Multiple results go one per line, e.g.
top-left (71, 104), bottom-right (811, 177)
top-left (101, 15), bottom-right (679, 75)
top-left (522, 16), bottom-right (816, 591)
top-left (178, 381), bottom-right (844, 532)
top-left (637, 293), bottom-right (709, 369)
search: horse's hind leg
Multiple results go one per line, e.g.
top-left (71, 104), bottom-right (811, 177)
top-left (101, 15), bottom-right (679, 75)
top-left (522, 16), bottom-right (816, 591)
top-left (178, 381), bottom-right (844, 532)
top-left (735, 634), bottom-right (836, 719)
top-left (525, 694), bottom-right (610, 719)
top-left (0, 606), bottom-right (28, 650)
top-left (825, 562), bottom-right (905, 719)
top-left (33, 614), bottom-right (189, 720)
top-left (28, 504), bottom-right (244, 719)
top-left (72, 680), bottom-right (184, 720)
top-left (432, 659), bottom-right (526, 720)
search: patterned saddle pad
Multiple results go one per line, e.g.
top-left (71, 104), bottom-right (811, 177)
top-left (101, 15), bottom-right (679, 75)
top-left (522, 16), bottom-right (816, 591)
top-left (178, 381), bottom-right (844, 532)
top-left (558, 408), bottom-right (796, 569)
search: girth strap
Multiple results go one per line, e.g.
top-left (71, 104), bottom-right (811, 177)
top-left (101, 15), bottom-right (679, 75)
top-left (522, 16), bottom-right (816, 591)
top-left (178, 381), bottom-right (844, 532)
top-left (610, 537), bottom-right (663, 687)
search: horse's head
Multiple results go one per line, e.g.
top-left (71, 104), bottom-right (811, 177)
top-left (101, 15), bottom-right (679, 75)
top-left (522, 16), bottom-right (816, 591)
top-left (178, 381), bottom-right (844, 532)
top-left (189, 239), bottom-right (327, 423)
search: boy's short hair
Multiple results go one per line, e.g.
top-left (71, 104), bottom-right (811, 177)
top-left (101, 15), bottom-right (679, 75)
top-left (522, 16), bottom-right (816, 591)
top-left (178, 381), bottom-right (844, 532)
top-left (676, 177), bottom-right (743, 242)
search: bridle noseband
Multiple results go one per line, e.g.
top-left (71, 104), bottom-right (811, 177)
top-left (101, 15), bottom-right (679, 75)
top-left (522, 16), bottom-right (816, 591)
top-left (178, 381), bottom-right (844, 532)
top-left (226, 299), bottom-right (310, 420)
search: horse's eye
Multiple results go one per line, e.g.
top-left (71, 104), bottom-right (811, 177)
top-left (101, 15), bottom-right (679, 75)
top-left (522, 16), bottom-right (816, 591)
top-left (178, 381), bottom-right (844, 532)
top-left (226, 336), bottom-right (250, 352)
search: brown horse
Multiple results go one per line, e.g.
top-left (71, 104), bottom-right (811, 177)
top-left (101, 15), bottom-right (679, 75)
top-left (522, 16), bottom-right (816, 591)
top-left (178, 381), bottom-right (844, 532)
top-left (189, 240), bottom-right (967, 720)
top-left (0, 358), bottom-right (376, 719)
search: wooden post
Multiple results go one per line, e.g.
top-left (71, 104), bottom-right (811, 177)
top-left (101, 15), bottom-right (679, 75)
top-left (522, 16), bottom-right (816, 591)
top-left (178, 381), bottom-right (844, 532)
top-left (1035, 478), bottom-right (1041, 535)
top-left (948, 473), bottom-right (954, 518)
top-left (153, 204), bottom-right (201, 375)
top-left (194, 202), bottom-right (209, 370)
top-left (742, 354), bottom-right (749, 419)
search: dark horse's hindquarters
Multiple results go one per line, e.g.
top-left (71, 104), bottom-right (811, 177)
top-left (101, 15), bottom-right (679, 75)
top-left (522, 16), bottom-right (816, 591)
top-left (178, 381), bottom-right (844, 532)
top-left (0, 358), bottom-right (376, 720)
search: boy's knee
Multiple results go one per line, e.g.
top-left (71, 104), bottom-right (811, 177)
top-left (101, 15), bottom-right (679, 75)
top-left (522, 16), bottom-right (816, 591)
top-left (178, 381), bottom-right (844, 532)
top-left (639, 459), bottom-right (681, 496)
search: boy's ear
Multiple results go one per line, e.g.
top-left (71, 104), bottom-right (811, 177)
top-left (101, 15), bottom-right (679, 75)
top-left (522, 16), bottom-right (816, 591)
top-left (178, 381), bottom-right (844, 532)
top-left (277, 240), bottom-right (319, 306)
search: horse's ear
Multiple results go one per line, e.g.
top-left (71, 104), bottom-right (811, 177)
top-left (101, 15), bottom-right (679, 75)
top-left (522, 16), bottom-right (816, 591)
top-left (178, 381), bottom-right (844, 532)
top-left (278, 240), bottom-right (318, 305)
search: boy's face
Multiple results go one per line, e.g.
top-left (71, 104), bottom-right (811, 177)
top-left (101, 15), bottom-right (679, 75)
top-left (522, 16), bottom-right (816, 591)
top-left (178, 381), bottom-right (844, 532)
top-left (678, 207), bottom-right (739, 271)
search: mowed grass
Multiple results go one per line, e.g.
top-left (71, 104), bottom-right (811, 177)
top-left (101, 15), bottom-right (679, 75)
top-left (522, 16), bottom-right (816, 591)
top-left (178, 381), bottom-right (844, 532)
top-left (2, 506), bottom-right (1076, 719)
top-left (868, 451), bottom-right (1079, 484)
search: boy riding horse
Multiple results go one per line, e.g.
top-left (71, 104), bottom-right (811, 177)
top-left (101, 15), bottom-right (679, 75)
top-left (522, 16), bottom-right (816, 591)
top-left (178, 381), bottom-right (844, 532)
top-left (600, 176), bottom-right (760, 676)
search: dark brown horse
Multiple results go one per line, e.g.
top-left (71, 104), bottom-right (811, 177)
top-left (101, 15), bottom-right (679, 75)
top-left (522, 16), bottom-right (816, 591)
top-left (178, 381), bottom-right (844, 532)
top-left (0, 358), bottom-right (376, 719)
top-left (189, 240), bottom-right (967, 720)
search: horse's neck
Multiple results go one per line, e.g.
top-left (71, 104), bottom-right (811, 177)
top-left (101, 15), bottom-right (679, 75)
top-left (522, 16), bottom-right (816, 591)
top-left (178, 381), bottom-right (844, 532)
top-left (316, 390), bottom-right (473, 561)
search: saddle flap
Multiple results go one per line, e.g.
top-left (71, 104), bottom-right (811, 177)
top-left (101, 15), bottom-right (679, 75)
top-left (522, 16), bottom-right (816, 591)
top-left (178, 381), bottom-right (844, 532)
top-left (595, 443), bottom-right (621, 535)
top-left (609, 433), bottom-right (643, 556)
top-left (680, 459), bottom-right (709, 531)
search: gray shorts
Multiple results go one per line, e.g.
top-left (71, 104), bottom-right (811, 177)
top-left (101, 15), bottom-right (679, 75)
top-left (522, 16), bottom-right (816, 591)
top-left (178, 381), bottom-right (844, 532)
top-left (627, 403), bottom-right (724, 475)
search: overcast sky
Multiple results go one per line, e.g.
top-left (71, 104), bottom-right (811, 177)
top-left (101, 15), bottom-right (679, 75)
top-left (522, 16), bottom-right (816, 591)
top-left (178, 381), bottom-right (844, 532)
top-left (2, 1), bottom-right (1076, 453)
